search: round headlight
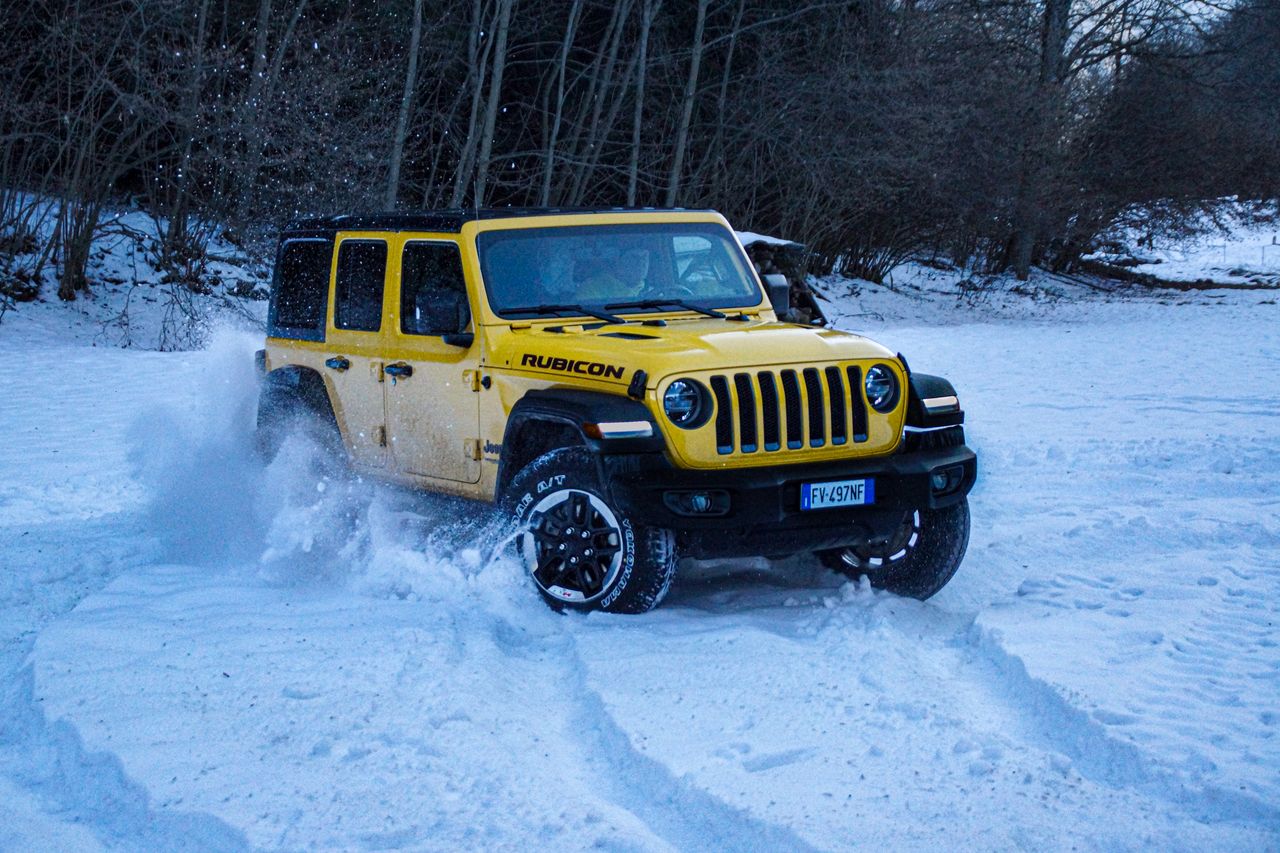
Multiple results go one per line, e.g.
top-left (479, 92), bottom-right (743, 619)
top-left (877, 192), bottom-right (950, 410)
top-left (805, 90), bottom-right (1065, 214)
top-left (865, 364), bottom-right (900, 413)
top-left (663, 379), bottom-right (709, 428)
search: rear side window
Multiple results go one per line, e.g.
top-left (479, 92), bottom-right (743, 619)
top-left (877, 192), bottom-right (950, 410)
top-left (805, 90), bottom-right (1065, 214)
top-left (269, 238), bottom-right (332, 341)
top-left (334, 240), bottom-right (387, 332)
top-left (401, 242), bottom-right (468, 335)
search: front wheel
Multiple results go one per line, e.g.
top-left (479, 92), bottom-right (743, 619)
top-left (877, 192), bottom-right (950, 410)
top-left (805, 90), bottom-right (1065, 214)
top-left (817, 499), bottom-right (970, 599)
top-left (505, 447), bottom-right (676, 613)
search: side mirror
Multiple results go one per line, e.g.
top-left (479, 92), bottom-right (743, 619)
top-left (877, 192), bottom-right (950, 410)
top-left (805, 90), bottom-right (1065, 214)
top-left (764, 273), bottom-right (791, 319)
top-left (412, 290), bottom-right (470, 337)
top-left (441, 332), bottom-right (474, 348)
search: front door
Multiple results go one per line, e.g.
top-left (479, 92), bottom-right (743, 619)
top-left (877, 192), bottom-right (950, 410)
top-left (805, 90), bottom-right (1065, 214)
top-left (325, 235), bottom-right (391, 469)
top-left (384, 238), bottom-right (482, 484)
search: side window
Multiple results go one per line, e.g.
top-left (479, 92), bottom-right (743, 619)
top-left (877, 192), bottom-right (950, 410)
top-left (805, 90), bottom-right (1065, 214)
top-left (334, 240), bottom-right (387, 332)
top-left (269, 238), bottom-right (332, 340)
top-left (671, 235), bottom-right (730, 290)
top-left (401, 242), bottom-right (469, 336)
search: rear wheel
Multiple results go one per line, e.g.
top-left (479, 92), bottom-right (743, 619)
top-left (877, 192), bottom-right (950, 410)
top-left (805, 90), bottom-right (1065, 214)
top-left (817, 499), bottom-right (970, 599)
top-left (255, 375), bottom-right (346, 474)
top-left (506, 447), bottom-right (676, 613)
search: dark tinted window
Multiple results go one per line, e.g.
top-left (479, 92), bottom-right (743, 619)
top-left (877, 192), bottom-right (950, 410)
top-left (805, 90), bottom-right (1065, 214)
top-left (334, 240), bottom-right (387, 332)
top-left (270, 239), bottom-right (332, 340)
top-left (401, 242), bottom-right (469, 336)
top-left (475, 222), bottom-right (759, 318)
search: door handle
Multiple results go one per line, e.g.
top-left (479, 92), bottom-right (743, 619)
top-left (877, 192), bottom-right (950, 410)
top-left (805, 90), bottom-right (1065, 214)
top-left (324, 356), bottom-right (350, 371)
top-left (384, 362), bottom-right (413, 379)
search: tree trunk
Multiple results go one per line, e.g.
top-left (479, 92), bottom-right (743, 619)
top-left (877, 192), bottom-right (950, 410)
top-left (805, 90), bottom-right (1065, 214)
top-left (563, 0), bottom-right (632, 205)
top-left (232, 0), bottom-right (306, 219)
top-left (472, 0), bottom-right (514, 207)
top-left (627, 0), bottom-right (660, 206)
top-left (539, 0), bottom-right (583, 206)
top-left (569, 0), bottom-right (637, 205)
top-left (694, 0), bottom-right (744, 205)
top-left (169, 0), bottom-right (212, 257)
top-left (386, 0), bottom-right (425, 209)
top-left (1009, 0), bottom-right (1071, 280)
top-left (450, 0), bottom-right (494, 208)
top-left (665, 0), bottom-right (709, 208)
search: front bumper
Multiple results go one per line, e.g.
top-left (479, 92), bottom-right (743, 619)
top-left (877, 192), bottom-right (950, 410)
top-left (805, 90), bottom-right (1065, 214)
top-left (600, 441), bottom-right (977, 559)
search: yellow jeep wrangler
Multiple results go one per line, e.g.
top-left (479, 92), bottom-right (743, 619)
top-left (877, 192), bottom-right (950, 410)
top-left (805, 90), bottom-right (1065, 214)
top-left (256, 209), bottom-right (976, 613)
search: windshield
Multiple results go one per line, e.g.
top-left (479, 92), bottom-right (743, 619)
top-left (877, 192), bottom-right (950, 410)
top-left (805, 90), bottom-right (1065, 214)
top-left (476, 222), bottom-right (762, 318)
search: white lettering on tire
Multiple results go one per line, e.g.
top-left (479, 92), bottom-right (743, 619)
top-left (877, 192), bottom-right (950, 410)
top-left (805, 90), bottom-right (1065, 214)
top-left (599, 519), bottom-right (636, 608)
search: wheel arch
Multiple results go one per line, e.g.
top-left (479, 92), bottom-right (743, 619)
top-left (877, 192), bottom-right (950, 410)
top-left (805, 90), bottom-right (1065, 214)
top-left (497, 388), bottom-right (664, 488)
top-left (905, 372), bottom-right (965, 429)
top-left (261, 361), bottom-right (335, 409)
top-left (259, 364), bottom-right (340, 430)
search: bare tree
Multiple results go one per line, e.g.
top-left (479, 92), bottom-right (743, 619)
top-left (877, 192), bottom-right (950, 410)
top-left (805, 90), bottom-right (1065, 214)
top-left (386, 0), bottom-right (426, 209)
top-left (627, 0), bottom-right (662, 205)
top-left (665, 0), bottom-right (709, 207)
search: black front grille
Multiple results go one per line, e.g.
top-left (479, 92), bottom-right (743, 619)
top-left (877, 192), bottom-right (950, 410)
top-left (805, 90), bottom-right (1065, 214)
top-left (733, 373), bottom-right (758, 453)
top-left (803, 368), bottom-right (825, 447)
top-left (781, 370), bottom-right (803, 449)
top-left (826, 366), bottom-right (847, 445)
top-left (846, 365), bottom-right (868, 441)
top-left (758, 372), bottom-right (781, 451)
top-left (710, 375), bottom-right (733, 453)
top-left (710, 364), bottom-right (876, 455)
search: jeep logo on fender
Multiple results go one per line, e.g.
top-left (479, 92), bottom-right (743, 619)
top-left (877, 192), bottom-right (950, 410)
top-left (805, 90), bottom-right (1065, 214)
top-left (520, 353), bottom-right (624, 380)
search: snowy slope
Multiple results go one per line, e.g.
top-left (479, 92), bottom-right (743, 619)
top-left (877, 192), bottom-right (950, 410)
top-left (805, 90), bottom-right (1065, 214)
top-left (2, 284), bottom-right (1277, 849)
top-left (1087, 201), bottom-right (1280, 288)
top-left (0, 200), bottom-right (268, 351)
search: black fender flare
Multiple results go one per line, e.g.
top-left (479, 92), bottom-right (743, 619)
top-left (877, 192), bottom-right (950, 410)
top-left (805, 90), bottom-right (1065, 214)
top-left (261, 364), bottom-right (331, 407)
top-left (259, 365), bottom-right (340, 430)
top-left (905, 373), bottom-right (965, 428)
top-left (497, 389), bottom-right (665, 487)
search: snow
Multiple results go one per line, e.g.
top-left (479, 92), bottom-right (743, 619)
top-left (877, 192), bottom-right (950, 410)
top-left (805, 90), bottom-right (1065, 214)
top-left (1087, 201), bottom-right (1280, 288)
top-left (1, 215), bottom-right (1279, 848)
top-left (1, 197), bottom-right (268, 350)
top-left (735, 230), bottom-right (799, 248)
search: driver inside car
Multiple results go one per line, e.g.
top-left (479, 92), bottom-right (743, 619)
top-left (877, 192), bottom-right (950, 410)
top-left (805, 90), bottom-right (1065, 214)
top-left (576, 247), bottom-right (650, 302)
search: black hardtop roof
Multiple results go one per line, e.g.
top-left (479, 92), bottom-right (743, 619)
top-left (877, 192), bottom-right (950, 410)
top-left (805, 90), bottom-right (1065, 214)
top-left (283, 206), bottom-right (715, 235)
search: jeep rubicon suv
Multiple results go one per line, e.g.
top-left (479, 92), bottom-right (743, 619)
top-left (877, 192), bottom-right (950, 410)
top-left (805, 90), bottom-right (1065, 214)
top-left (256, 209), bottom-right (976, 613)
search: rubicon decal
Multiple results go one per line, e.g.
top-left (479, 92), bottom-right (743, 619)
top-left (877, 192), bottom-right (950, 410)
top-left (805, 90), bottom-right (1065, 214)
top-left (520, 353), bottom-right (624, 380)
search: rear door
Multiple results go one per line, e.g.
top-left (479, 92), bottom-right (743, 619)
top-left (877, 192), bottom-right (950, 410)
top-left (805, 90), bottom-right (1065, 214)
top-left (384, 238), bottom-right (482, 484)
top-left (324, 234), bottom-right (391, 469)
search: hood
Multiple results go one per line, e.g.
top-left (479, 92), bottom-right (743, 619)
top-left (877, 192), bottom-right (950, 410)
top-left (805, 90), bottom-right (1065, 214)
top-left (487, 316), bottom-right (897, 388)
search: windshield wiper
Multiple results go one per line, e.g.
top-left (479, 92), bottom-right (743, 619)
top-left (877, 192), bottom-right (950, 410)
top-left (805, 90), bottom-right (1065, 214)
top-left (503, 303), bottom-right (625, 324)
top-left (604, 298), bottom-right (727, 319)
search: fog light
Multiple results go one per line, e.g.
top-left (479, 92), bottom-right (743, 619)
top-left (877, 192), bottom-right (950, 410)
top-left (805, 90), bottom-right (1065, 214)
top-left (929, 465), bottom-right (964, 496)
top-left (663, 489), bottom-right (730, 517)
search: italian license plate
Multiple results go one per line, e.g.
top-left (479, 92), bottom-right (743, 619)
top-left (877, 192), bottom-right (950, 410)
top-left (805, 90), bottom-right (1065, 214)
top-left (801, 478), bottom-right (875, 510)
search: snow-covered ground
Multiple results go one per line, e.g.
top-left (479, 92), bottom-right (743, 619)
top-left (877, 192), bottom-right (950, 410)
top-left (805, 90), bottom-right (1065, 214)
top-left (0, 199), bottom-right (270, 351)
top-left (1, 218), bottom-right (1278, 849)
top-left (1087, 201), bottom-right (1280, 288)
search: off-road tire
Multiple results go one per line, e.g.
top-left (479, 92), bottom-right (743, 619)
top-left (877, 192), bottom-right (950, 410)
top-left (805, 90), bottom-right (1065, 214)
top-left (817, 498), bottom-right (970, 599)
top-left (505, 447), bottom-right (676, 614)
top-left (255, 377), bottom-right (346, 475)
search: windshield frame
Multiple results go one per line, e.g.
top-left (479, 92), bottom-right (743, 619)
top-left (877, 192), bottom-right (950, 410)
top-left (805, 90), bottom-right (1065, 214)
top-left (473, 220), bottom-right (766, 322)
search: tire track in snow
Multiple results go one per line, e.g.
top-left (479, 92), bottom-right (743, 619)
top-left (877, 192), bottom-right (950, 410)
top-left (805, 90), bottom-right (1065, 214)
top-left (801, 587), bottom-right (1280, 828)
top-left (0, 341), bottom-right (252, 850)
top-left (0, 666), bottom-right (249, 852)
top-left (0, 522), bottom-right (250, 851)
top-left (555, 624), bottom-right (821, 853)
top-left (962, 621), bottom-right (1280, 830)
top-left (663, 581), bottom-right (1280, 843)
